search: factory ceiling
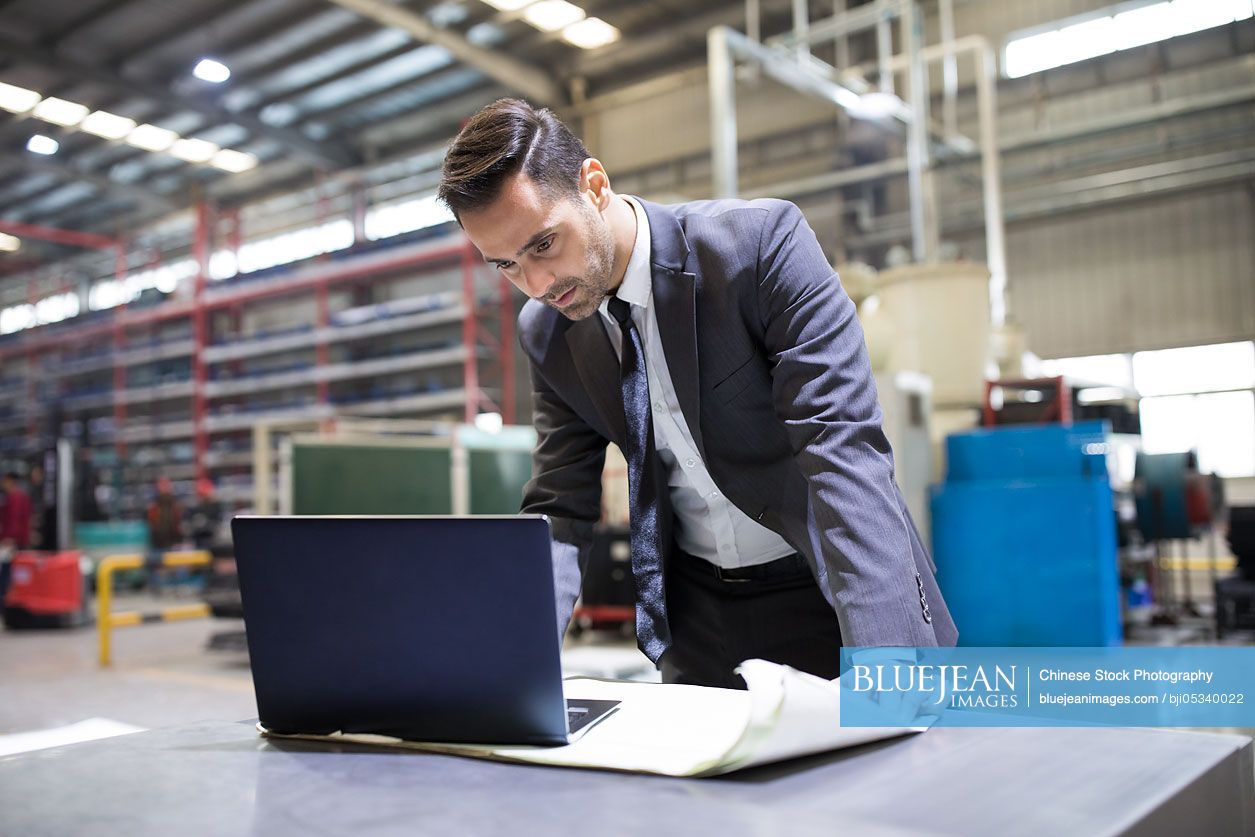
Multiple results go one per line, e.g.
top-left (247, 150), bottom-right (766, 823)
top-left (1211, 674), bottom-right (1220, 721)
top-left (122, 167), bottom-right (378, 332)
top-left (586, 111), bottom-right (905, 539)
top-left (0, 0), bottom-right (805, 274)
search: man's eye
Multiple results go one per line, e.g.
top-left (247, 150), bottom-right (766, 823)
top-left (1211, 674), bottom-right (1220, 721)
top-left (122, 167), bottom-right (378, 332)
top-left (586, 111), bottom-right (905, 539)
top-left (535, 236), bottom-right (554, 253)
top-left (497, 260), bottom-right (516, 271)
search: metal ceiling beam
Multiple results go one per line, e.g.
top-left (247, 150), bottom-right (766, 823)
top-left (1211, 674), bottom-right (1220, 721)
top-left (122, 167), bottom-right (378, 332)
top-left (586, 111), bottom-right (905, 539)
top-left (10, 154), bottom-right (176, 216)
top-left (325, 0), bottom-right (564, 106)
top-left (0, 33), bottom-right (359, 170)
top-left (0, 220), bottom-right (119, 250)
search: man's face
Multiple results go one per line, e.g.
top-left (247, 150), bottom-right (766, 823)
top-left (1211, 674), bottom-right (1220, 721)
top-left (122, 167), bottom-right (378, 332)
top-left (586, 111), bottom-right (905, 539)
top-left (459, 172), bottom-right (616, 321)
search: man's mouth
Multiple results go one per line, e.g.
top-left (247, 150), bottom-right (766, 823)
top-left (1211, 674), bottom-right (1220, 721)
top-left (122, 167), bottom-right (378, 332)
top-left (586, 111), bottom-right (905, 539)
top-left (552, 286), bottom-right (577, 307)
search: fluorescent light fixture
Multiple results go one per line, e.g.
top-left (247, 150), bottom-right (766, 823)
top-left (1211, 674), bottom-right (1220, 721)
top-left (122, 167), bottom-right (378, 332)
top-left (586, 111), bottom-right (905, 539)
top-left (522, 0), bottom-right (584, 31)
top-left (210, 148), bottom-right (259, 173)
top-left (193, 58), bottom-right (231, 83)
top-left (481, 0), bottom-right (534, 10)
top-left (1005, 0), bottom-right (1255, 79)
top-left (127, 123), bottom-right (178, 151)
top-left (0, 81), bottom-right (41, 114)
top-left (26, 134), bottom-right (59, 155)
top-left (169, 137), bottom-right (220, 163)
top-left (848, 91), bottom-right (905, 120)
top-left (80, 110), bottom-right (137, 140)
top-left (561, 17), bottom-right (619, 48)
top-left (0, 233), bottom-right (19, 253)
top-left (32, 97), bottom-right (89, 127)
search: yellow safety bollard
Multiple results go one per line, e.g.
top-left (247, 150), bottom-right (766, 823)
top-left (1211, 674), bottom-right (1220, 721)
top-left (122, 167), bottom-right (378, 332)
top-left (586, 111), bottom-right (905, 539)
top-left (97, 550), bottom-right (212, 667)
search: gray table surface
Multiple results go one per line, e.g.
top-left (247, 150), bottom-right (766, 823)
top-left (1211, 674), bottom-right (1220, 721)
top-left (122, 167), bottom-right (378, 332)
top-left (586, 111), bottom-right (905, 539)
top-left (0, 720), bottom-right (1251, 836)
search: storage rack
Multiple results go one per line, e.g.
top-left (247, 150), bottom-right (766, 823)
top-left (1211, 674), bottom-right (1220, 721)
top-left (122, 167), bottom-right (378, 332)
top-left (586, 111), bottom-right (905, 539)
top-left (0, 204), bottom-right (516, 517)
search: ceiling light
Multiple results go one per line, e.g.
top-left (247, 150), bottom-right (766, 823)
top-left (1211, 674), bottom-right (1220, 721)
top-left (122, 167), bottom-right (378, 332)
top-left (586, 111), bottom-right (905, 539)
top-left (32, 97), bottom-right (90, 127)
top-left (481, 0), bottom-right (534, 10)
top-left (522, 0), bottom-right (584, 31)
top-left (848, 91), bottom-right (905, 120)
top-left (27, 134), bottom-right (59, 155)
top-left (80, 110), bottom-right (137, 140)
top-left (210, 148), bottom-right (259, 173)
top-left (193, 58), bottom-right (231, 83)
top-left (127, 123), bottom-right (178, 152)
top-left (561, 17), bottom-right (619, 49)
top-left (0, 233), bottom-right (20, 253)
top-left (0, 81), bottom-right (41, 114)
top-left (169, 137), bottom-right (220, 163)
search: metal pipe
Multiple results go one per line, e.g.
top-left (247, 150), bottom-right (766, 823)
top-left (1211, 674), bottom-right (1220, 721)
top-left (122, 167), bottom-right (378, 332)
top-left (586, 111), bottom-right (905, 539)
top-left (772, 0), bottom-right (908, 47)
top-left (792, 0), bottom-right (810, 61)
top-left (972, 36), bottom-right (1008, 328)
top-left (742, 157), bottom-right (910, 200)
top-left (708, 27), bottom-right (741, 198)
top-left (746, 0), bottom-right (761, 43)
top-left (939, 0), bottom-right (959, 140)
top-left (832, 0), bottom-right (850, 69)
top-left (901, 1), bottom-right (938, 262)
top-left (876, 15), bottom-right (894, 95)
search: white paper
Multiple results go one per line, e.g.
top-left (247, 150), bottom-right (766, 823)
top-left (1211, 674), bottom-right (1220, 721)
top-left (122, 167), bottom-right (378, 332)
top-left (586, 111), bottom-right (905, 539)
top-left (263, 660), bottom-right (924, 777)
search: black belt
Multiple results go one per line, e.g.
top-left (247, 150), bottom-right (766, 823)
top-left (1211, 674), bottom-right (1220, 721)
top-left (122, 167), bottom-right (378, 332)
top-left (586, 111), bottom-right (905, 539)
top-left (685, 552), bottom-right (812, 583)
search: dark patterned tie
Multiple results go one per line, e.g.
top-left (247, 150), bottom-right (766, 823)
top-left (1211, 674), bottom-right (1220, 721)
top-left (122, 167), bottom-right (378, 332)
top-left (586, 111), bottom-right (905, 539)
top-left (607, 296), bottom-right (670, 662)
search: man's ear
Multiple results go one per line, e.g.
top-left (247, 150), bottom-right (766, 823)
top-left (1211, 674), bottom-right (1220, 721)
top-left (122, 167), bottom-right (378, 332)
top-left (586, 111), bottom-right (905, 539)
top-left (579, 158), bottom-right (612, 212)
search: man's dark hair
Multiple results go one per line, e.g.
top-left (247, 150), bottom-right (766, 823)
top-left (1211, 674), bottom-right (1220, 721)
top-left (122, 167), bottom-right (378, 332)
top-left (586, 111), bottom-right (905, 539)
top-left (3, 471), bottom-right (18, 481)
top-left (437, 98), bottom-right (590, 221)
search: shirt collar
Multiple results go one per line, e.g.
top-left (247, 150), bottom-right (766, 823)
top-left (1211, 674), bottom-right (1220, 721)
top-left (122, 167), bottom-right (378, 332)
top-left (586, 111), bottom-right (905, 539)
top-left (599, 195), bottom-right (652, 318)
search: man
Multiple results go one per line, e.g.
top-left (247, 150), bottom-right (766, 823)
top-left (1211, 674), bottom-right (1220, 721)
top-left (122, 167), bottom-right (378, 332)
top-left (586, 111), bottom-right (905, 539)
top-left (438, 99), bottom-right (956, 689)
top-left (0, 471), bottom-right (32, 550)
top-left (147, 476), bottom-right (183, 553)
top-left (187, 478), bottom-right (225, 553)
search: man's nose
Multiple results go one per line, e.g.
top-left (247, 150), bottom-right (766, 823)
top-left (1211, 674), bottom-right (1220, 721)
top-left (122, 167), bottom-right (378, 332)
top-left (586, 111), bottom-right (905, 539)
top-left (523, 267), bottom-right (556, 299)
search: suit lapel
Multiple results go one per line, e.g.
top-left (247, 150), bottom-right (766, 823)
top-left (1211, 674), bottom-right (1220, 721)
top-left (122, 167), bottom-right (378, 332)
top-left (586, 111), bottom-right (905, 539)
top-left (565, 316), bottom-right (627, 443)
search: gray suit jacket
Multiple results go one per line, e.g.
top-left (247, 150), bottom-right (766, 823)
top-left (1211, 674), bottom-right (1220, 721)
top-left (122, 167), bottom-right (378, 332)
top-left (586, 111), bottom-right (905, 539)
top-left (518, 197), bottom-right (958, 651)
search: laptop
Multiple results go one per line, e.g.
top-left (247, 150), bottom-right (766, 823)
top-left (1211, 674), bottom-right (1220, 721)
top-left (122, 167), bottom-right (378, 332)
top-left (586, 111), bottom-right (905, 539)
top-left (231, 515), bottom-right (619, 746)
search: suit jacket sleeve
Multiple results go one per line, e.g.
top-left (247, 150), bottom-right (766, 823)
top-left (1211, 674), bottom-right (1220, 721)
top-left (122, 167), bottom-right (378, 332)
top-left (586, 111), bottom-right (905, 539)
top-left (755, 200), bottom-right (936, 647)
top-left (519, 360), bottom-right (608, 641)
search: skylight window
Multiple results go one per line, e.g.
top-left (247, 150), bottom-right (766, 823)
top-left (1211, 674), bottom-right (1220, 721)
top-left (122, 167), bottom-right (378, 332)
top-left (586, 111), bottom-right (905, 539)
top-left (1004, 0), bottom-right (1254, 78)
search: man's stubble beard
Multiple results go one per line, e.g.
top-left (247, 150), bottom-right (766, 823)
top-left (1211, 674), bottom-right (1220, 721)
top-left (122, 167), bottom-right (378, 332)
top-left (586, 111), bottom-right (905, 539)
top-left (556, 204), bottom-right (617, 322)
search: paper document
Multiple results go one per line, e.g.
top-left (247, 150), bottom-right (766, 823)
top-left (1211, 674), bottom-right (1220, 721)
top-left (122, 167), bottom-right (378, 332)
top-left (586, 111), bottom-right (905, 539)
top-left (262, 660), bottom-right (925, 777)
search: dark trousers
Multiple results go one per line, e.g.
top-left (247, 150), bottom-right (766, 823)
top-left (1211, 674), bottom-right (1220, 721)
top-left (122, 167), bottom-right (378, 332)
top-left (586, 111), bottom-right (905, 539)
top-left (658, 552), bottom-right (844, 690)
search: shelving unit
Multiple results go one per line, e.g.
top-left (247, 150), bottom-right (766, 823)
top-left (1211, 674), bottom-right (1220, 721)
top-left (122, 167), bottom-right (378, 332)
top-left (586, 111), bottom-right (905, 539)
top-left (0, 207), bottom-right (516, 519)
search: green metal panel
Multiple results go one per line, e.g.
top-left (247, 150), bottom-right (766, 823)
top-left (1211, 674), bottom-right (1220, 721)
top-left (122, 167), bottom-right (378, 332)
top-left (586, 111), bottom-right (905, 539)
top-left (291, 442), bottom-right (453, 515)
top-left (460, 425), bottom-right (536, 515)
top-left (468, 448), bottom-right (533, 514)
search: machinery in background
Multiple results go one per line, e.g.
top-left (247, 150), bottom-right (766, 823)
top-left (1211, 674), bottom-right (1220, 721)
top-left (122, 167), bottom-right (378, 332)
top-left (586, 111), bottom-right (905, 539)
top-left (930, 421), bottom-right (1121, 646)
top-left (1131, 451), bottom-right (1228, 631)
top-left (570, 525), bottom-right (635, 639)
top-left (3, 551), bottom-right (92, 629)
top-left (1216, 506), bottom-right (1255, 638)
top-left (875, 371), bottom-right (933, 545)
top-left (982, 376), bottom-right (1141, 434)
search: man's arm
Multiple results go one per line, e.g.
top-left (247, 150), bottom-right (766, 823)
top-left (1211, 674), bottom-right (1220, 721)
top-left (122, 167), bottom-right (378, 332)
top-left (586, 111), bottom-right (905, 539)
top-left (519, 362), bottom-right (609, 640)
top-left (754, 200), bottom-right (937, 647)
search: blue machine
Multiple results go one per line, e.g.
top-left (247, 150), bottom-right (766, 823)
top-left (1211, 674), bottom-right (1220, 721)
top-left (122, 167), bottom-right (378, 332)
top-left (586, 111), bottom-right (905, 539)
top-left (931, 421), bottom-right (1121, 646)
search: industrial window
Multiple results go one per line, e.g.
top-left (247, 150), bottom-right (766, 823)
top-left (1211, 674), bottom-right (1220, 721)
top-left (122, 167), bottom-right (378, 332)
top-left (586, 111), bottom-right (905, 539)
top-left (1140, 391), bottom-right (1255, 477)
top-left (1042, 342), bottom-right (1255, 477)
top-left (1039, 353), bottom-right (1135, 391)
top-left (1004, 0), bottom-right (1255, 79)
top-left (1132, 341), bottom-right (1255, 396)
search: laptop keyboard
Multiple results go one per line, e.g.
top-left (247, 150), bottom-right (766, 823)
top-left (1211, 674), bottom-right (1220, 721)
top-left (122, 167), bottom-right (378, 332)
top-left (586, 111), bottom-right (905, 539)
top-left (565, 699), bottom-right (620, 736)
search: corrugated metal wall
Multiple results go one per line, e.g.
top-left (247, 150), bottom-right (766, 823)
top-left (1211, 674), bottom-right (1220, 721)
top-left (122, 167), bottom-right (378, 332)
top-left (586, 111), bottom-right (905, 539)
top-left (1004, 185), bottom-right (1255, 359)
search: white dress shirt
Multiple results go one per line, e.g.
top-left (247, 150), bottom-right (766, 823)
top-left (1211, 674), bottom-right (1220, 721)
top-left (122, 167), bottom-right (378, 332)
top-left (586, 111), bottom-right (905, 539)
top-left (597, 197), bottom-right (795, 570)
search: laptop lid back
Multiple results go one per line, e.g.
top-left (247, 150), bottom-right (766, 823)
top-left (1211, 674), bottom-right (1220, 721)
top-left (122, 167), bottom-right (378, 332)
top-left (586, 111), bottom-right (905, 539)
top-left (232, 515), bottom-right (568, 745)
